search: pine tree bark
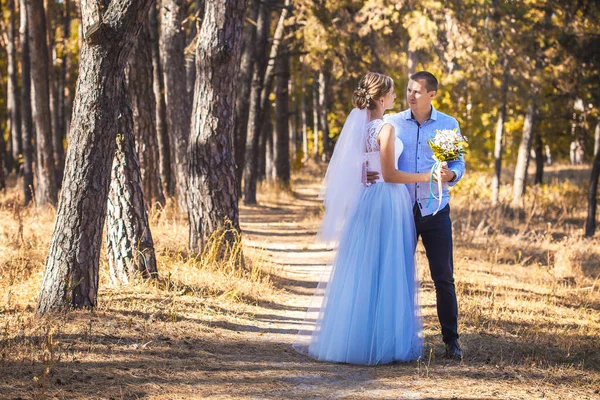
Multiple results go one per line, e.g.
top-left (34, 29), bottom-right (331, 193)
top-left (26, 0), bottom-right (58, 207)
top-left (106, 86), bottom-right (158, 284)
top-left (37, 0), bottom-right (154, 314)
top-left (312, 75), bottom-right (319, 160)
top-left (300, 64), bottom-right (308, 161)
top-left (274, 47), bottom-right (290, 186)
top-left (243, 0), bottom-right (270, 204)
top-left (264, 110), bottom-right (274, 182)
top-left (234, 0), bottom-right (259, 192)
top-left (7, 0), bottom-right (22, 173)
top-left (149, 2), bottom-right (172, 197)
top-left (20, 0), bottom-right (34, 205)
top-left (187, 0), bottom-right (246, 256)
top-left (534, 130), bottom-right (544, 184)
top-left (585, 143), bottom-right (600, 237)
top-left (512, 100), bottom-right (536, 207)
top-left (594, 120), bottom-right (600, 157)
top-left (47, 2), bottom-right (65, 187)
top-left (57, 0), bottom-right (71, 177)
top-left (160, 0), bottom-right (190, 212)
top-left (127, 23), bottom-right (165, 206)
top-left (491, 67), bottom-right (508, 206)
top-left (318, 69), bottom-right (330, 162)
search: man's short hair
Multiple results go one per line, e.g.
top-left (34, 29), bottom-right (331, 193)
top-left (410, 71), bottom-right (438, 92)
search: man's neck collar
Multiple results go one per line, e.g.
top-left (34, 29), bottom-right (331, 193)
top-left (408, 105), bottom-right (437, 121)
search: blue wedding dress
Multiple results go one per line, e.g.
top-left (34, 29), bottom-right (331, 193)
top-left (295, 119), bottom-right (423, 365)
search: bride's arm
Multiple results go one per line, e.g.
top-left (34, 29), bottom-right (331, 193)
top-left (378, 124), bottom-right (429, 184)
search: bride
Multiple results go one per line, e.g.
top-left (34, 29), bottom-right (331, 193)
top-left (294, 72), bottom-right (431, 365)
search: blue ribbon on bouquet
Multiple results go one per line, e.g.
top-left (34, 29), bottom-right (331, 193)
top-left (427, 157), bottom-right (445, 216)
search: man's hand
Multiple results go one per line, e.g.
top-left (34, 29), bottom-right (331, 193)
top-left (436, 166), bottom-right (456, 183)
top-left (366, 171), bottom-right (380, 184)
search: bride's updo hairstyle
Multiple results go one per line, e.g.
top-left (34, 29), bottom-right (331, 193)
top-left (352, 72), bottom-right (394, 110)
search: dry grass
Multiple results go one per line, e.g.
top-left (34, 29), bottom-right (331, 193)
top-left (0, 163), bottom-right (599, 399)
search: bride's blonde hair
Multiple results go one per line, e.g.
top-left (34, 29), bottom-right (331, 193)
top-left (352, 72), bottom-right (394, 110)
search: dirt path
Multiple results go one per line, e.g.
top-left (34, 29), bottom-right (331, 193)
top-left (183, 178), bottom-right (596, 400)
top-left (2, 173), bottom-right (598, 400)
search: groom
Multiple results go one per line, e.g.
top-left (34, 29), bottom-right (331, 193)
top-left (369, 71), bottom-right (465, 359)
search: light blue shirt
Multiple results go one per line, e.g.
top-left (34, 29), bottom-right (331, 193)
top-left (385, 106), bottom-right (466, 216)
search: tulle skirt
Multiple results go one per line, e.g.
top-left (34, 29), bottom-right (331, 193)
top-left (294, 182), bottom-right (423, 365)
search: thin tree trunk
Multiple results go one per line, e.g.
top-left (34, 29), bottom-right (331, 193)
top-left (585, 144), bottom-right (600, 237)
top-left (243, 0), bottom-right (270, 204)
top-left (512, 100), bottom-right (536, 207)
top-left (149, 2), bottom-right (172, 198)
top-left (491, 67), bottom-right (508, 206)
top-left (128, 23), bottom-right (165, 206)
top-left (20, 0), bottom-right (34, 205)
top-left (274, 46), bottom-right (290, 186)
top-left (37, 0), bottom-right (153, 314)
top-left (106, 85), bottom-right (158, 284)
top-left (312, 75), bottom-right (319, 160)
top-left (594, 120), bottom-right (600, 157)
top-left (300, 63), bottom-right (308, 161)
top-left (289, 73), bottom-right (297, 159)
top-left (318, 69), bottom-right (330, 162)
top-left (47, 2), bottom-right (65, 187)
top-left (187, 0), bottom-right (246, 257)
top-left (7, 0), bottom-right (22, 174)
top-left (185, 0), bottom-right (204, 120)
top-left (534, 130), bottom-right (544, 184)
top-left (264, 111), bottom-right (274, 182)
top-left (57, 0), bottom-right (70, 178)
top-left (26, 0), bottom-right (58, 207)
top-left (161, 0), bottom-right (190, 212)
top-left (234, 0), bottom-right (259, 192)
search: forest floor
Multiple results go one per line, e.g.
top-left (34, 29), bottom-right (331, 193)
top-left (1, 164), bottom-right (600, 399)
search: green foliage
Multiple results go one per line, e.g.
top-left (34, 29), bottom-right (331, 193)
top-left (289, 0), bottom-right (599, 168)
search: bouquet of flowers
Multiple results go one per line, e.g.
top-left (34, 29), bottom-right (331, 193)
top-left (428, 128), bottom-right (468, 164)
top-left (427, 128), bottom-right (468, 215)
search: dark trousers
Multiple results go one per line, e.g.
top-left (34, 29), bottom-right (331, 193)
top-left (414, 203), bottom-right (459, 344)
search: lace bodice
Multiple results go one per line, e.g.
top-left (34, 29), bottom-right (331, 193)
top-left (365, 119), bottom-right (385, 152)
top-left (364, 119), bottom-right (404, 183)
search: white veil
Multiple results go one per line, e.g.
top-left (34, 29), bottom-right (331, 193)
top-left (317, 107), bottom-right (369, 244)
top-left (293, 107), bottom-right (369, 355)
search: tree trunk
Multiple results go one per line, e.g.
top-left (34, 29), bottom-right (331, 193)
top-left (160, 0), bottom-right (190, 212)
top-left (274, 47), bottom-right (290, 186)
top-left (585, 145), bottom-right (600, 237)
top-left (234, 0), bottom-right (259, 193)
top-left (127, 23), bottom-right (165, 206)
top-left (26, 0), bottom-right (58, 207)
top-left (47, 2), bottom-right (65, 187)
top-left (289, 73), bottom-right (297, 159)
top-left (594, 120), bottom-right (600, 157)
top-left (37, 0), bottom-right (153, 314)
top-left (318, 69), bottom-right (330, 162)
top-left (534, 130), bottom-right (544, 184)
top-left (512, 100), bottom-right (536, 207)
top-left (491, 68), bottom-right (508, 206)
top-left (264, 109), bottom-right (274, 182)
top-left (20, 0), bottom-right (34, 205)
top-left (187, 0), bottom-right (246, 257)
top-left (312, 75), bottom-right (319, 160)
top-left (57, 0), bottom-right (71, 180)
top-left (300, 64), bottom-right (308, 161)
top-left (106, 86), bottom-right (158, 284)
top-left (149, 2), bottom-right (172, 197)
top-left (7, 0), bottom-right (22, 174)
top-left (185, 0), bottom-right (205, 120)
top-left (242, 0), bottom-right (270, 204)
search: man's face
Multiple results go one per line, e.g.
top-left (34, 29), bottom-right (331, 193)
top-left (406, 79), bottom-right (436, 113)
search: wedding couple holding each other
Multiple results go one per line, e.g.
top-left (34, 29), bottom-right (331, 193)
top-left (294, 71), bottom-right (465, 365)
